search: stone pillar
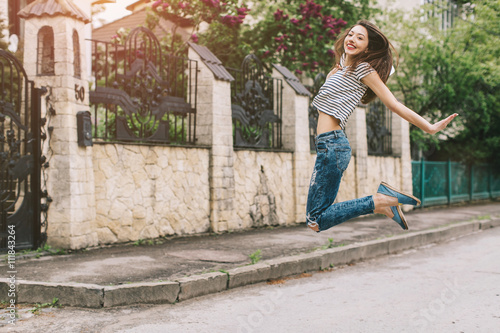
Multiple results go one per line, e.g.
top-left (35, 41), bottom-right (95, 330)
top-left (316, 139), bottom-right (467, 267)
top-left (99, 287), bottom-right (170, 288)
top-left (345, 105), bottom-right (370, 198)
top-left (20, 9), bottom-right (98, 249)
top-left (272, 66), bottom-right (311, 223)
top-left (392, 114), bottom-right (413, 198)
top-left (188, 45), bottom-right (237, 232)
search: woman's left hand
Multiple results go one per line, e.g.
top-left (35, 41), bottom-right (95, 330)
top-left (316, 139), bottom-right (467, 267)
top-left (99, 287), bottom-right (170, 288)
top-left (427, 113), bottom-right (459, 135)
top-left (362, 72), bottom-right (459, 135)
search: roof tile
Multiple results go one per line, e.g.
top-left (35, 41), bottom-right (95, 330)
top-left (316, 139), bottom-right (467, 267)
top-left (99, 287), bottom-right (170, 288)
top-left (18, 0), bottom-right (91, 24)
top-left (188, 42), bottom-right (234, 82)
top-left (273, 64), bottom-right (311, 96)
top-left (92, 9), bottom-right (190, 42)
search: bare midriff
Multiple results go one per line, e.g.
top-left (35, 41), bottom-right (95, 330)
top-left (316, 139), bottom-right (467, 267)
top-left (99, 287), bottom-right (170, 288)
top-left (317, 111), bottom-right (342, 135)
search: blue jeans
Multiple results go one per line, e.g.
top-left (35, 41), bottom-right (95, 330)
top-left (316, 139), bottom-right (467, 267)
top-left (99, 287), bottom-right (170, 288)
top-left (306, 130), bottom-right (375, 232)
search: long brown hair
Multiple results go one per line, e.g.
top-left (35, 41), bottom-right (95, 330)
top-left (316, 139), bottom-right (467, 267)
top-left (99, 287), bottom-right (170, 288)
top-left (333, 20), bottom-right (399, 104)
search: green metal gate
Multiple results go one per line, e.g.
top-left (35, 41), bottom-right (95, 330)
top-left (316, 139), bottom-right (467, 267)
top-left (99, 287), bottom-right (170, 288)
top-left (412, 159), bottom-right (500, 207)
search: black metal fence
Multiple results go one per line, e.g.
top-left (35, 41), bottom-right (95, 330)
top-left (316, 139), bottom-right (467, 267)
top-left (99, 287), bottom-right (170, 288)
top-left (306, 73), bottom-right (326, 151)
top-left (228, 55), bottom-right (283, 149)
top-left (366, 99), bottom-right (392, 156)
top-left (0, 49), bottom-right (44, 251)
top-left (89, 27), bottom-right (198, 145)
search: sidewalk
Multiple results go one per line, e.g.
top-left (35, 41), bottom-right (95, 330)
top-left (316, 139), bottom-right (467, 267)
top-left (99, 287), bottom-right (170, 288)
top-left (1, 202), bottom-right (499, 308)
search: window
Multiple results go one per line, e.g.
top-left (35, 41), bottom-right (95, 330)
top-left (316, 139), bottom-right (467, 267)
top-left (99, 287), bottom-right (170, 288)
top-left (73, 30), bottom-right (81, 78)
top-left (37, 26), bottom-right (55, 75)
top-left (424, 0), bottom-right (459, 30)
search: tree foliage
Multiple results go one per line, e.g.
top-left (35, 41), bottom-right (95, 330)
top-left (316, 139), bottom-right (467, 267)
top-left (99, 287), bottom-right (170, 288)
top-left (379, 0), bottom-right (500, 164)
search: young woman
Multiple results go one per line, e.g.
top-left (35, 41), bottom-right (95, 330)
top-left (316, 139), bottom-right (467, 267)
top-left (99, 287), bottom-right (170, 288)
top-left (307, 20), bottom-right (458, 232)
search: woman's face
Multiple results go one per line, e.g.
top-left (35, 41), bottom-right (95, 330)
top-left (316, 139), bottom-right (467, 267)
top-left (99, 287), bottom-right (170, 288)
top-left (344, 25), bottom-right (369, 58)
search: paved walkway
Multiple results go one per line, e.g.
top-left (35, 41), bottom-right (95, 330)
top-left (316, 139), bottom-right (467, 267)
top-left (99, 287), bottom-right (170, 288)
top-left (0, 201), bottom-right (499, 309)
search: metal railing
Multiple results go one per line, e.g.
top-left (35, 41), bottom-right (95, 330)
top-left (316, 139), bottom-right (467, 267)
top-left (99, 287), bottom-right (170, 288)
top-left (366, 100), bottom-right (392, 156)
top-left (227, 55), bottom-right (283, 150)
top-left (0, 49), bottom-right (45, 251)
top-left (305, 73), bottom-right (326, 151)
top-left (412, 159), bottom-right (500, 207)
top-left (89, 27), bottom-right (198, 145)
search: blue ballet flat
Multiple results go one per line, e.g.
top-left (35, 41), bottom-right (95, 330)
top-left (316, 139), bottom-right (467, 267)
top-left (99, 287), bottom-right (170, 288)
top-left (391, 205), bottom-right (408, 230)
top-left (378, 181), bottom-right (421, 206)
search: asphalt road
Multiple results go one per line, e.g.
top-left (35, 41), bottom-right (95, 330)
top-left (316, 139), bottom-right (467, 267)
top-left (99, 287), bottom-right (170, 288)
top-left (4, 227), bottom-right (500, 333)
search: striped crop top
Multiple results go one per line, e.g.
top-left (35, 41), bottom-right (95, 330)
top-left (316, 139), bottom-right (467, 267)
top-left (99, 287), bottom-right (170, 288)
top-left (312, 61), bottom-right (375, 130)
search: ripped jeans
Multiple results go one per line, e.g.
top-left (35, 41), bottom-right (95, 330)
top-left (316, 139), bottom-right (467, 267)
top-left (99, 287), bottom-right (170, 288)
top-left (306, 130), bottom-right (374, 232)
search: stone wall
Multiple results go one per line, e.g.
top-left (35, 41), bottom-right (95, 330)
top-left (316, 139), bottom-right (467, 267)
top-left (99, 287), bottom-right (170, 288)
top-left (234, 150), bottom-right (295, 228)
top-left (366, 155), bottom-right (403, 192)
top-left (85, 134), bottom-right (408, 245)
top-left (90, 142), bottom-right (408, 244)
top-left (306, 153), bottom-right (358, 204)
top-left (92, 144), bottom-right (211, 244)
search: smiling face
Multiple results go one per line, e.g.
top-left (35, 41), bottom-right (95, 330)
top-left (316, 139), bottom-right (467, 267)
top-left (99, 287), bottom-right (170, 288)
top-left (344, 25), bottom-right (369, 63)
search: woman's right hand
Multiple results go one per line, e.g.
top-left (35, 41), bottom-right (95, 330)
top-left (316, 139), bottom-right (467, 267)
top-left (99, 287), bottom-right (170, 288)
top-left (327, 64), bottom-right (342, 78)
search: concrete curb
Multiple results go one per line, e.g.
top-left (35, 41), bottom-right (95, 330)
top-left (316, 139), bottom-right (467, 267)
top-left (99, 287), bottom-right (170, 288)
top-left (177, 271), bottom-right (228, 302)
top-left (0, 280), bottom-right (104, 308)
top-left (2, 218), bottom-right (498, 308)
top-left (103, 281), bottom-right (179, 307)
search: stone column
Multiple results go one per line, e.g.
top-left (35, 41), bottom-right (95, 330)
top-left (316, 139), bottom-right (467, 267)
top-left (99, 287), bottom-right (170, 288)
top-left (392, 114), bottom-right (413, 198)
top-left (21, 11), bottom-right (98, 249)
top-left (345, 105), bottom-right (370, 198)
top-left (188, 45), bottom-right (237, 232)
top-left (272, 66), bottom-right (311, 223)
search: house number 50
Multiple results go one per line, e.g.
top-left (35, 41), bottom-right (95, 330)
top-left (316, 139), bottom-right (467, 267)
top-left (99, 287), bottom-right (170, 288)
top-left (75, 84), bottom-right (85, 102)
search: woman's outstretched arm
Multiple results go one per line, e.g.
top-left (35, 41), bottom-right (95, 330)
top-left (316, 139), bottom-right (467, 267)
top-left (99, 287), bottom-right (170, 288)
top-left (361, 71), bottom-right (458, 134)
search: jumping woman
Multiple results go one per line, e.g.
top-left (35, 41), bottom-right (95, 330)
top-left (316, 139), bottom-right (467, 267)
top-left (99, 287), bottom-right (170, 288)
top-left (307, 20), bottom-right (458, 233)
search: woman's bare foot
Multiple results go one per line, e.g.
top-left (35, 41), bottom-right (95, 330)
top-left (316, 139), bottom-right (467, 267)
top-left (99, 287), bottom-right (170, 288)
top-left (373, 206), bottom-right (394, 219)
top-left (373, 193), bottom-right (398, 210)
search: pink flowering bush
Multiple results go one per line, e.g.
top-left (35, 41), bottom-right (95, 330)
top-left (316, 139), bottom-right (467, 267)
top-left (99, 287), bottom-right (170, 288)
top-left (257, 0), bottom-right (346, 77)
top-left (151, 0), bottom-right (249, 32)
top-left (243, 0), bottom-right (377, 79)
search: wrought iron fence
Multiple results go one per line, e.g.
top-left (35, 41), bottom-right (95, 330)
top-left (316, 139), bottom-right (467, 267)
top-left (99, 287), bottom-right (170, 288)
top-left (366, 99), bottom-right (392, 156)
top-left (412, 159), bottom-right (500, 207)
top-left (227, 55), bottom-right (283, 149)
top-left (89, 27), bottom-right (198, 145)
